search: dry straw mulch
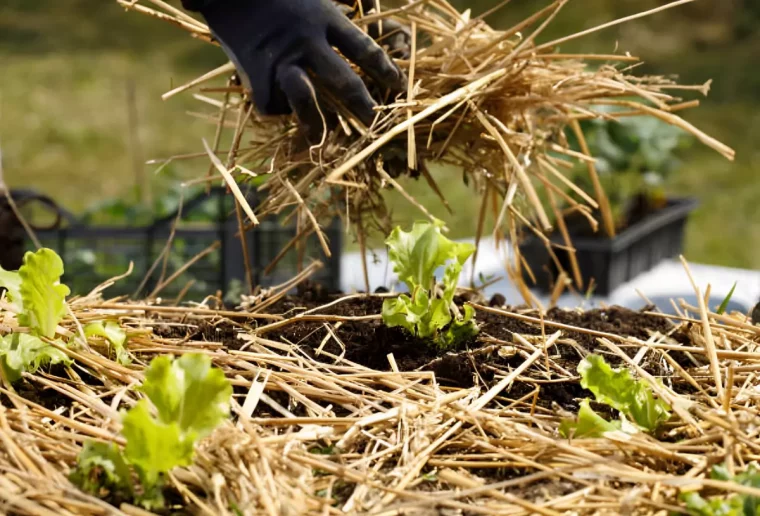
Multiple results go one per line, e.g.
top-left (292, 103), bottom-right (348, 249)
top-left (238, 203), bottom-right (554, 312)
top-left (1, 261), bottom-right (760, 515)
top-left (117, 0), bottom-right (734, 302)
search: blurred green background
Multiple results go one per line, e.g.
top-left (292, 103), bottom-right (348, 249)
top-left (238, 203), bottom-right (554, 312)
top-left (1, 0), bottom-right (758, 268)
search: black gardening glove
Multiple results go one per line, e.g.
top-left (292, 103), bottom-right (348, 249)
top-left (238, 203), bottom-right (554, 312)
top-left (181, 0), bottom-right (408, 144)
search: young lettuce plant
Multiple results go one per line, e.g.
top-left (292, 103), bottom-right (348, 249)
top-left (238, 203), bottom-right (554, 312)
top-left (71, 353), bottom-right (232, 509)
top-left (0, 248), bottom-right (133, 379)
top-left (84, 321), bottom-right (130, 365)
top-left (382, 220), bottom-right (479, 350)
top-left (680, 463), bottom-right (760, 516)
top-left (560, 354), bottom-right (671, 438)
top-left (0, 248), bottom-right (72, 382)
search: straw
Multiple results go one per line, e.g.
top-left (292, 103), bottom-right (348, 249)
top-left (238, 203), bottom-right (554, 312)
top-left (1, 253), bottom-right (759, 514)
top-left (119, 0), bottom-right (734, 295)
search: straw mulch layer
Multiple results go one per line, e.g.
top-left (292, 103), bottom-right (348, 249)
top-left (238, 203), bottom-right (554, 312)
top-left (2, 277), bottom-right (760, 515)
top-left (118, 0), bottom-right (735, 302)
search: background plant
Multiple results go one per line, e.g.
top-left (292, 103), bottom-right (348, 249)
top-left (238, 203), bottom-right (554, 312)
top-left (563, 108), bottom-right (696, 231)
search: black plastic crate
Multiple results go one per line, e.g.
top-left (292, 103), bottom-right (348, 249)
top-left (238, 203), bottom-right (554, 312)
top-left (519, 197), bottom-right (698, 296)
top-left (17, 186), bottom-right (341, 301)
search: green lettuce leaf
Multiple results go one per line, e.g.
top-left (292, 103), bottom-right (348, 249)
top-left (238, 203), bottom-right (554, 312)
top-left (559, 399), bottom-right (622, 439)
top-left (680, 463), bottom-right (760, 516)
top-left (122, 399), bottom-right (195, 487)
top-left (0, 266), bottom-right (23, 312)
top-left (71, 354), bottom-right (232, 510)
top-left (17, 249), bottom-right (70, 339)
top-left (85, 321), bottom-right (131, 365)
top-left (382, 289), bottom-right (452, 341)
top-left (680, 491), bottom-right (744, 516)
top-left (579, 354), bottom-right (671, 432)
top-left (0, 333), bottom-right (72, 383)
top-left (383, 221), bottom-right (478, 350)
top-left (382, 294), bottom-right (419, 336)
top-left (386, 220), bottom-right (475, 290)
top-left (69, 440), bottom-right (133, 498)
top-left (140, 354), bottom-right (232, 439)
top-left (441, 304), bottom-right (479, 349)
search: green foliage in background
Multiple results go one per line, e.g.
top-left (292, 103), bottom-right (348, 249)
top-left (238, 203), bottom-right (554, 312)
top-left (3, 0), bottom-right (760, 268)
top-left (562, 107), bottom-right (695, 227)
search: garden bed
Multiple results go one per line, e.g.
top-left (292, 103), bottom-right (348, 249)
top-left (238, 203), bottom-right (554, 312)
top-left (2, 279), bottom-right (759, 515)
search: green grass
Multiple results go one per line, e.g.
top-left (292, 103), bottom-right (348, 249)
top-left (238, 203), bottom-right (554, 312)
top-left (0, 1), bottom-right (226, 212)
top-left (2, 1), bottom-right (759, 269)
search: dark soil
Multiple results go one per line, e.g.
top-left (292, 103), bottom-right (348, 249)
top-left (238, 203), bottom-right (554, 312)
top-left (188, 286), bottom-right (693, 413)
top-left (1, 364), bottom-right (75, 412)
top-left (10, 284), bottom-right (695, 418)
top-left (4, 285), bottom-right (703, 513)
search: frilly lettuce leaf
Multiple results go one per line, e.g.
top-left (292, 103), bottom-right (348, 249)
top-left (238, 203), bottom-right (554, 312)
top-left (72, 354), bottom-right (232, 510)
top-left (69, 440), bottom-right (133, 499)
top-left (0, 333), bottom-right (71, 383)
top-left (382, 289), bottom-right (451, 341)
top-left (383, 221), bottom-right (478, 350)
top-left (559, 399), bottom-right (622, 439)
top-left (122, 399), bottom-right (195, 487)
top-left (140, 353), bottom-right (232, 439)
top-left (680, 463), bottom-right (760, 516)
top-left (441, 304), bottom-right (479, 349)
top-left (386, 220), bottom-right (475, 290)
top-left (85, 321), bottom-right (130, 365)
top-left (578, 354), bottom-right (671, 432)
top-left (0, 265), bottom-right (23, 313)
top-left (17, 248), bottom-right (70, 339)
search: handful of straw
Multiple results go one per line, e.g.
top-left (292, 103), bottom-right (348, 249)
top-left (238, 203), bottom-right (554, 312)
top-left (118, 0), bottom-right (734, 301)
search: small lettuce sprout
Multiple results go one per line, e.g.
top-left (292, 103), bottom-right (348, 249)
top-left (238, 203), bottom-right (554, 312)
top-left (558, 399), bottom-right (621, 439)
top-left (0, 249), bottom-right (72, 382)
top-left (560, 354), bottom-right (671, 438)
top-left (71, 353), bottom-right (232, 509)
top-left (681, 463), bottom-right (760, 516)
top-left (382, 220), bottom-right (479, 350)
top-left (85, 321), bottom-right (131, 365)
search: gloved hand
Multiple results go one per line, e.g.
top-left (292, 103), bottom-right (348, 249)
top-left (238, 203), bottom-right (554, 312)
top-left (181, 0), bottom-right (409, 144)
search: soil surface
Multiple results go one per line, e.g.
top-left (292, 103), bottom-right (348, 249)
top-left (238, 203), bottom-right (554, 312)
top-left (178, 285), bottom-right (693, 413)
top-left (6, 286), bottom-right (701, 513)
top-left (16, 287), bottom-right (692, 417)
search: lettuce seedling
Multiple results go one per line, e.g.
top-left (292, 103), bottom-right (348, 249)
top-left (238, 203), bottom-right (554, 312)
top-left (560, 354), bottom-right (671, 438)
top-left (382, 220), bottom-right (479, 350)
top-left (72, 353), bottom-right (232, 509)
top-left (558, 399), bottom-right (622, 439)
top-left (17, 248), bottom-right (71, 339)
top-left (681, 463), bottom-right (760, 516)
top-left (0, 248), bottom-right (72, 382)
top-left (69, 441), bottom-right (133, 500)
top-left (85, 321), bottom-right (131, 365)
